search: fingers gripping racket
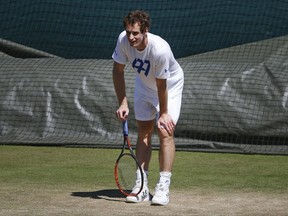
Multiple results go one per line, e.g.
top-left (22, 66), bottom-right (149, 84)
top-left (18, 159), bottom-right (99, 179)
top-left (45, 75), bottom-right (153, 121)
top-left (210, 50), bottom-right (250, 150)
top-left (114, 120), bottom-right (144, 197)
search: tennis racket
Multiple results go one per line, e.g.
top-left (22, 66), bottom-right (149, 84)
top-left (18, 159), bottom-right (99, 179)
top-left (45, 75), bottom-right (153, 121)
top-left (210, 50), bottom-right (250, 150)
top-left (114, 120), bottom-right (144, 197)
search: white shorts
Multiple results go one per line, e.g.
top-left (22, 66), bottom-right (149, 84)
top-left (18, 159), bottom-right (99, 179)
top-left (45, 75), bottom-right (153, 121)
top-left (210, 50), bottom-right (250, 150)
top-left (134, 92), bottom-right (183, 124)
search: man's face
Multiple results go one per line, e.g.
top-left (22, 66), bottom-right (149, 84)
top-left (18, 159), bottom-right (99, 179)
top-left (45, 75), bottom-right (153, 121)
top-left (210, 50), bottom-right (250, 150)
top-left (125, 22), bottom-right (147, 51)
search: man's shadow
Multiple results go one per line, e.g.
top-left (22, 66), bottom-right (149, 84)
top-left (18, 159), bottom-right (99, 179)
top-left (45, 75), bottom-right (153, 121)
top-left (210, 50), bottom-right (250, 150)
top-left (71, 189), bottom-right (125, 202)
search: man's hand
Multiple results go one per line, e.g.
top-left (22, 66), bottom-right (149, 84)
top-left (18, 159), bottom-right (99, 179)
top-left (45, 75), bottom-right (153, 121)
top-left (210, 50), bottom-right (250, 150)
top-left (157, 113), bottom-right (175, 135)
top-left (116, 105), bottom-right (129, 121)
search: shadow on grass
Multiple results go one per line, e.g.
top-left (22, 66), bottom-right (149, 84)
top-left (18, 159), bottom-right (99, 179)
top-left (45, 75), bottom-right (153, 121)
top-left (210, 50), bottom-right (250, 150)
top-left (71, 189), bottom-right (125, 202)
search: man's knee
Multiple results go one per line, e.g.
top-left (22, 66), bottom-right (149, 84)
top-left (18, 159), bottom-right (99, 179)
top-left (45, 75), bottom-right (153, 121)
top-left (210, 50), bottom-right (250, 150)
top-left (157, 127), bottom-right (174, 142)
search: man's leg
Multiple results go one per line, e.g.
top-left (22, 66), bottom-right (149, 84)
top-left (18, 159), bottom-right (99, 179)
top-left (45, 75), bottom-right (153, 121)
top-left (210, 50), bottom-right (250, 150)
top-left (158, 129), bottom-right (175, 172)
top-left (151, 124), bottom-right (175, 206)
top-left (126, 120), bottom-right (154, 203)
top-left (136, 120), bottom-right (155, 171)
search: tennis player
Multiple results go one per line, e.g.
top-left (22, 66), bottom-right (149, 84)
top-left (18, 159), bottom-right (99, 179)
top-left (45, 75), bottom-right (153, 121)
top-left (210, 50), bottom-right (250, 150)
top-left (112, 10), bottom-right (184, 205)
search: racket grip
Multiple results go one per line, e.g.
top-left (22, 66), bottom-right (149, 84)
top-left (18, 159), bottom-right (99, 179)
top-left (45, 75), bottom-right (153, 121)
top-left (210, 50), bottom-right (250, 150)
top-left (122, 120), bottom-right (129, 136)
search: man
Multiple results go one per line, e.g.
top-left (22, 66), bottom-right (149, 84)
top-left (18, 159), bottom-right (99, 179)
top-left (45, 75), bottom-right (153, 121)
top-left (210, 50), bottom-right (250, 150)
top-left (112, 10), bottom-right (184, 206)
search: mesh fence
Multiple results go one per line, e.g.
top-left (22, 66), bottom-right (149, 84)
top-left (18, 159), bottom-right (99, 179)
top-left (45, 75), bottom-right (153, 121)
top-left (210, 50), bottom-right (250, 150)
top-left (1, 0), bottom-right (288, 154)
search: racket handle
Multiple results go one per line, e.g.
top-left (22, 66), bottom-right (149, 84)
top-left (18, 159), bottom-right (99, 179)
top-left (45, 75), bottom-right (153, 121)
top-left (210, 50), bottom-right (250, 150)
top-left (122, 120), bottom-right (129, 136)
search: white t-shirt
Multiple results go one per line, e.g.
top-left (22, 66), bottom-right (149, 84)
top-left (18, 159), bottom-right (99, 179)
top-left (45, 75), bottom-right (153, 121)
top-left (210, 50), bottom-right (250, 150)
top-left (112, 31), bottom-right (184, 98)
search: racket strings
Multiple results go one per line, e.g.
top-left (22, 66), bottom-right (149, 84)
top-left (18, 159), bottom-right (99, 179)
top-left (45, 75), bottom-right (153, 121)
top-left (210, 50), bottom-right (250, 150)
top-left (117, 154), bottom-right (138, 194)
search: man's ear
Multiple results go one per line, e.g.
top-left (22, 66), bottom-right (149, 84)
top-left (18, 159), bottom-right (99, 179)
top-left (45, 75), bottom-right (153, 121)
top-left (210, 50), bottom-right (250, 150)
top-left (144, 27), bottom-right (149, 35)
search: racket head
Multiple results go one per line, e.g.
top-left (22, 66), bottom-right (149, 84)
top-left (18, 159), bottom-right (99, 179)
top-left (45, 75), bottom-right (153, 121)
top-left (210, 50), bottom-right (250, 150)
top-left (114, 153), bottom-right (144, 197)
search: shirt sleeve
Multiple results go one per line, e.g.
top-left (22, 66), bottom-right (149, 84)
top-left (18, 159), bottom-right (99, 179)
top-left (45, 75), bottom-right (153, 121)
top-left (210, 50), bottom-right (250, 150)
top-left (112, 32), bottom-right (127, 65)
top-left (155, 54), bottom-right (170, 79)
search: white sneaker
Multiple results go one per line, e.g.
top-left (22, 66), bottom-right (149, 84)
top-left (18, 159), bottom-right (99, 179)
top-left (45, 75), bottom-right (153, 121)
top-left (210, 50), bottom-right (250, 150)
top-left (126, 181), bottom-right (149, 203)
top-left (151, 183), bottom-right (170, 206)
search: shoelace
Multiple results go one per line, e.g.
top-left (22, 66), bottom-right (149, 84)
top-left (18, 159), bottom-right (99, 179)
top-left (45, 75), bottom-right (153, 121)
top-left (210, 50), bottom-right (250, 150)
top-left (132, 180), bottom-right (148, 193)
top-left (154, 183), bottom-right (168, 195)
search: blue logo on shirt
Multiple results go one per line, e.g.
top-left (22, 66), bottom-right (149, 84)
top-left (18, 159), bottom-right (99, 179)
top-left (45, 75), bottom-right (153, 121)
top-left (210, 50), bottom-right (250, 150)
top-left (132, 58), bottom-right (150, 76)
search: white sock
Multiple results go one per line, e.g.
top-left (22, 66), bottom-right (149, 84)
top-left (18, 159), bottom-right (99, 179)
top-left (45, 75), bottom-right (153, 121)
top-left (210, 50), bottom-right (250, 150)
top-left (159, 171), bottom-right (172, 186)
top-left (144, 170), bottom-right (148, 186)
top-left (136, 169), bottom-right (148, 186)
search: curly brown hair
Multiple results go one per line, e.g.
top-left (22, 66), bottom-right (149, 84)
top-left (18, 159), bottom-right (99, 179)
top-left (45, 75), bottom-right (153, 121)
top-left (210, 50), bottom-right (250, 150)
top-left (123, 10), bottom-right (151, 33)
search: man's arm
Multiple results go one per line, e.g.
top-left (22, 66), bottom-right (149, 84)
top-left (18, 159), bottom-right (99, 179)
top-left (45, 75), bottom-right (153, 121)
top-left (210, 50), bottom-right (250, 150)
top-left (156, 78), bottom-right (175, 134)
top-left (112, 61), bottom-right (129, 120)
top-left (156, 78), bottom-right (168, 116)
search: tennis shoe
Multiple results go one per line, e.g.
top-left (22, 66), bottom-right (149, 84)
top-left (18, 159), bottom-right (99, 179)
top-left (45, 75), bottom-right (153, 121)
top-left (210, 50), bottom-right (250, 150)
top-left (151, 182), bottom-right (170, 206)
top-left (126, 180), bottom-right (149, 203)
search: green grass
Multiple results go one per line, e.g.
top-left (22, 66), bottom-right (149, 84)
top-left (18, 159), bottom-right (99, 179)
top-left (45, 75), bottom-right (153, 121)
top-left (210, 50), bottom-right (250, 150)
top-left (0, 145), bottom-right (287, 194)
top-left (0, 146), bottom-right (118, 189)
top-left (173, 152), bottom-right (288, 193)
